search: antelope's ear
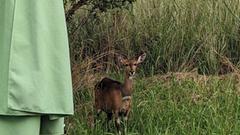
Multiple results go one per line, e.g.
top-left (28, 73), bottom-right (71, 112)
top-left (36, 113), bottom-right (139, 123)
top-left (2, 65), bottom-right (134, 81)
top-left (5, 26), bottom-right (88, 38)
top-left (118, 55), bottom-right (128, 65)
top-left (137, 53), bottom-right (146, 64)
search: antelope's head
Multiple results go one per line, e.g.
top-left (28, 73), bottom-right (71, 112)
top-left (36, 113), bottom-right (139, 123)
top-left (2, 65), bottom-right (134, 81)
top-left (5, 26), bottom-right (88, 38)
top-left (118, 53), bottom-right (146, 78)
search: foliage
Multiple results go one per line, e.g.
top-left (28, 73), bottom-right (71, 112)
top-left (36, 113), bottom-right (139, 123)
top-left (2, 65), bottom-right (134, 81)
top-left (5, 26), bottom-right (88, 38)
top-left (66, 74), bottom-right (240, 135)
top-left (64, 0), bottom-right (136, 20)
top-left (67, 0), bottom-right (240, 78)
top-left (64, 1), bottom-right (240, 134)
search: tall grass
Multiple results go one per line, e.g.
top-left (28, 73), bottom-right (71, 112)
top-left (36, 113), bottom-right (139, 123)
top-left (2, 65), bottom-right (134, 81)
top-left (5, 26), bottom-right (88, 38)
top-left (69, 0), bottom-right (240, 76)
top-left (66, 74), bottom-right (240, 135)
top-left (66, 1), bottom-right (240, 134)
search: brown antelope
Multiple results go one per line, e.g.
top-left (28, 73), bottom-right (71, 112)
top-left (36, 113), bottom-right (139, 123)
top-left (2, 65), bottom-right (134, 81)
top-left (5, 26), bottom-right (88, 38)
top-left (94, 53), bottom-right (146, 134)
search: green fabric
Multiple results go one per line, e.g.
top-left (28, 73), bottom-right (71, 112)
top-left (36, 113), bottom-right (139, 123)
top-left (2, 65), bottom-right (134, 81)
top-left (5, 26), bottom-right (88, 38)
top-left (0, 0), bottom-right (73, 115)
top-left (40, 116), bottom-right (64, 135)
top-left (0, 115), bottom-right (64, 135)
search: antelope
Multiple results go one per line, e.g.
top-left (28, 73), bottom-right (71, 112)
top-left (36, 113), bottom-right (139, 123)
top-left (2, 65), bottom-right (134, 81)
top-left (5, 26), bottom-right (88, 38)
top-left (94, 53), bottom-right (146, 134)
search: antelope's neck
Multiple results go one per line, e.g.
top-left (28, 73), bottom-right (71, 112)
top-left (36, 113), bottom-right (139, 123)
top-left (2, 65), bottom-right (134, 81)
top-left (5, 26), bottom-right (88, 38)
top-left (122, 74), bottom-right (133, 96)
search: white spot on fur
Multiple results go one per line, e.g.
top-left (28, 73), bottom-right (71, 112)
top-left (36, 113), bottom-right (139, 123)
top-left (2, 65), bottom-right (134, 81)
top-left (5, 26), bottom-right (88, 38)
top-left (117, 118), bottom-right (121, 124)
top-left (97, 109), bottom-right (101, 114)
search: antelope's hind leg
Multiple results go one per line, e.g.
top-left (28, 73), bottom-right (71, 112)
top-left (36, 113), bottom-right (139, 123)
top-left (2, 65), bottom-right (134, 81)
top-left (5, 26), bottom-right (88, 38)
top-left (113, 111), bottom-right (121, 135)
top-left (106, 113), bottom-right (113, 131)
top-left (93, 107), bottom-right (102, 127)
top-left (96, 109), bottom-right (102, 117)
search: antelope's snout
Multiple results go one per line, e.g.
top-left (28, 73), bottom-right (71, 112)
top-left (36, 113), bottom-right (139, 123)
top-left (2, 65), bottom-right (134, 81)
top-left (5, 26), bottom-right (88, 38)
top-left (129, 70), bottom-right (135, 76)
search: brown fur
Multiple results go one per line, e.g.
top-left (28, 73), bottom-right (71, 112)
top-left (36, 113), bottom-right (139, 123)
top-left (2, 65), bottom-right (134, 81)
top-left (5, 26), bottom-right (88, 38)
top-left (95, 78), bottom-right (123, 114)
top-left (94, 53), bottom-right (146, 134)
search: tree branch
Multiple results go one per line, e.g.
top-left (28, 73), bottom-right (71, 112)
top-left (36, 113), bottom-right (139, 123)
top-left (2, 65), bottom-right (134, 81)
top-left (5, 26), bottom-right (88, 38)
top-left (66, 0), bottom-right (88, 21)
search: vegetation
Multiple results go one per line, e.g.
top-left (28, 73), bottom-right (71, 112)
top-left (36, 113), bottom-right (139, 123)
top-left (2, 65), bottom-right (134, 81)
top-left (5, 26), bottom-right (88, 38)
top-left (66, 0), bottom-right (240, 76)
top-left (67, 73), bottom-right (240, 135)
top-left (64, 0), bottom-right (240, 134)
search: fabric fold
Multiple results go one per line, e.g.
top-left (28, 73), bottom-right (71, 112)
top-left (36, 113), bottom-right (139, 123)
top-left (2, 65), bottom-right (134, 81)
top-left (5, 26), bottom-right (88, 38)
top-left (0, 0), bottom-right (74, 116)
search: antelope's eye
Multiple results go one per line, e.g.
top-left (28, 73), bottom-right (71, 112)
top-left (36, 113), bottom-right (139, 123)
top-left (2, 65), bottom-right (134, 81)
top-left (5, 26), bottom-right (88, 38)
top-left (125, 64), bottom-right (129, 66)
top-left (133, 64), bottom-right (137, 66)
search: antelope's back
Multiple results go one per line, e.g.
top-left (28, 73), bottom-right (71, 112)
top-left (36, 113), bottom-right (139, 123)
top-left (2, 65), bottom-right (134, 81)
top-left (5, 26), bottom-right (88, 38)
top-left (95, 77), bottom-right (123, 112)
top-left (95, 77), bottom-right (123, 91)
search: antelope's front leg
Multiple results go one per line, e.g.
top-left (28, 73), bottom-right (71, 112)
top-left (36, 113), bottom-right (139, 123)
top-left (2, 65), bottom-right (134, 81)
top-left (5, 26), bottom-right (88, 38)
top-left (124, 109), bottom-right (131, 121)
